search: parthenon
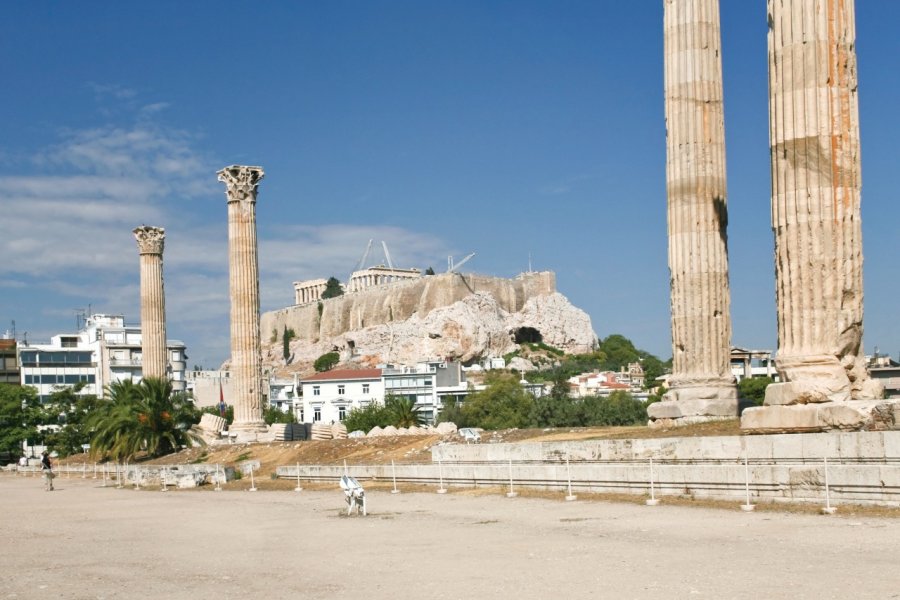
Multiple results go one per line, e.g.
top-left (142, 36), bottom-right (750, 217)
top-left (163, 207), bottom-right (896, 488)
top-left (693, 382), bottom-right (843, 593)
top-left (293, 266), bottom-right (421, 305)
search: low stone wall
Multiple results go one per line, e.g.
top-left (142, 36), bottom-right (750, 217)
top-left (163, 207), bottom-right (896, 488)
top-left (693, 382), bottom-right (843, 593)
top-left (276, 431), bottom-right (900, 507)
top-left (431, 430), bottom-right (900, 463)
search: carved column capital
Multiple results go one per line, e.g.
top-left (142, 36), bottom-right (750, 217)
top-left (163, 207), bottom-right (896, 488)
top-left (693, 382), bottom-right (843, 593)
top-left (133, 225), bottom-right (165, 255)
top-left (217, 165), bottom-right (265, 204)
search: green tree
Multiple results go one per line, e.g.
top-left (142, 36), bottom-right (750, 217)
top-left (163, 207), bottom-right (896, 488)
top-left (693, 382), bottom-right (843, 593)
top-left (436, 397), bottom-right (468, 427)
top-left (424, 267), bottom-right (435, 276)
top-left (264, 406), bottom-right (295, 425)
top-left (639, 355), bottom-right (670, 389)
top-left (282, 326), bottom-right (295, 363)
top-left (462, 372), bottom-right (534, 430)
top-left (0, 384), bottom-right (43, 460)
top-left (314, 351), bottom-right (340, 372)
top-left (581, 391), bottom-right (647, 426)
top-left (738, 376), bottom-right (774, 406)
top-left (529, 370), bottom-right (581, 427)
top-left (384, 394), bottom-right (425, 428)
top-left (597, 334), bottom-right (642, 371)
top-left (343, 403), bottom-right (391, 433)
top-left (88, 377), bottom-right (201, 461)
top-left (321, 276), bottom-right (344, 299)
top-left (43, 385), bottom-right (104, 457)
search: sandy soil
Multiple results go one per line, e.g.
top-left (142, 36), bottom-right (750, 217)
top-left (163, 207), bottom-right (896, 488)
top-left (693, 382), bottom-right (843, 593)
top-left (116, 420), bottom-right (746, 478)
top-left (2, 473), bottom-right (898, 600)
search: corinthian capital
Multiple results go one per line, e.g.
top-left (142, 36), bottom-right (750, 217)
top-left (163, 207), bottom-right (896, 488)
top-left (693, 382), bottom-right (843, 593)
top-left (217, 165), bottom-right (265, 204)
top-left (133, 225), bottom-right (166, 255)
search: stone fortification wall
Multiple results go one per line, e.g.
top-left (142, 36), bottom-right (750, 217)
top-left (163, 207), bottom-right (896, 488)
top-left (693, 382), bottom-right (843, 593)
top-left (261, 271), bottom-right (556, 344)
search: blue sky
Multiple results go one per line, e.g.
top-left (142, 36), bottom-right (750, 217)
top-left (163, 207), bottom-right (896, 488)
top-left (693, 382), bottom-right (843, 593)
top-left (1, 2), bottom-right (898, 369)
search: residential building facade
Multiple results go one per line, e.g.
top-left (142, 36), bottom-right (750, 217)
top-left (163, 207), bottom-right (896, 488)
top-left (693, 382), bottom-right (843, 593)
top-left (298, 369), bottom-right (384, 424)
top-left (0, 338), bottom-right (20, 385)
top-left (18, 314), bottom-right (187, 401)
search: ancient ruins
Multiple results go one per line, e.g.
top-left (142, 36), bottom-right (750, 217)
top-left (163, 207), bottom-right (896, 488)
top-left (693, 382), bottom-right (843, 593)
top-left (741, 0), bottom-right (894, 432)
top-left (133, 225), bottom-right (168, 380)
top-left (649, 0), bottom-right (738, 427)
top-left (264, 271), bottom-right (596, 375)
top-left (218, 165), bottom-right (268, 435)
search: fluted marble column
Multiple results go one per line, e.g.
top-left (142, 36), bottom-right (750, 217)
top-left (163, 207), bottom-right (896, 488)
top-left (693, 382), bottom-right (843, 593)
top-left (218, 165), bottom-right (267, 433)
top-left (133, 226), bottom-right (168, 381)
top-left (649, 0), bottom-right (738, 427)
top-left (743, 0), bottom-right (885, 431)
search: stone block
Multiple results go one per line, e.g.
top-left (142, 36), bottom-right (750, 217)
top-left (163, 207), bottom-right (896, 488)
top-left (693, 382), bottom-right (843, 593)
top-left (799, 433), bottom-right (838, 461)
top-left (884, 431), bottom-right (900, 458)
top-left (818, 403), bottom-right (868, 430)
top-left (648, 398), bottom-right (737, 420)
top-left (839, 431), bottom-right (884, 460)
top-left (741, 405), bottom-right (825, 433)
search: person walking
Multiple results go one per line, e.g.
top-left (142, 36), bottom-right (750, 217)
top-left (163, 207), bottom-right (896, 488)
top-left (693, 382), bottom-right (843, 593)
top-left (40, 451), bottom-right (54, 491)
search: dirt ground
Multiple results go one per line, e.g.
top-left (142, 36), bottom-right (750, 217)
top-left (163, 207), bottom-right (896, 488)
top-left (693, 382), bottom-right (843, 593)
top-left (2, 473), bottom-right (898, 600)
top-left (111, 420), bottom-right (746, 479)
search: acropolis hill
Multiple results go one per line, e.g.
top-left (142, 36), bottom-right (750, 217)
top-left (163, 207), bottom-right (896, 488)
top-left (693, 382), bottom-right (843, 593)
top-left (259, 270), bottom-right (597, 375)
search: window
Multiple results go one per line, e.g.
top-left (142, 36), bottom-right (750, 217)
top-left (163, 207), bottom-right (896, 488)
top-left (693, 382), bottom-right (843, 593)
top-left (298, 408), bottom-right (304, 422)
top-left (313, 407), bottom-right (321, 422)
top-left (338, 406), bottom-right (346, 421)
top-left (362, 383), bottom-right (370, 394)
top-left (313, 386), bottom-right (320, 396)
top-left (424, 378), bottom-right (432, 387)
top-left (337, 385), bottom-right (345, 395)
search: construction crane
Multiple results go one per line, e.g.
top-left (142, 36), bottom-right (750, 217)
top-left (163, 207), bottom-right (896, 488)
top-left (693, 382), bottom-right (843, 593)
top-left (349, 239), bottom-right (375, 283)
top-left (447, 252), bottom-right (476, 273)
top-left (381, 241), bottom-right (395, 270)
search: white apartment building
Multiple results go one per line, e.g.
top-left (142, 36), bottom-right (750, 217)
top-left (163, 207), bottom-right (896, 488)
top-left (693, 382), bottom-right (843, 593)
top-left (19, 314), bottom-right (187, 401)
top-left (298, 368), bottom-right (384, 424)
top-left (295, 361), bottom-right (470, 425)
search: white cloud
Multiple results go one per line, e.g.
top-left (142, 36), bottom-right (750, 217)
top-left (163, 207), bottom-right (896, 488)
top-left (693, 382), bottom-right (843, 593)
top-left (0, 103), bottom-right (454, 368)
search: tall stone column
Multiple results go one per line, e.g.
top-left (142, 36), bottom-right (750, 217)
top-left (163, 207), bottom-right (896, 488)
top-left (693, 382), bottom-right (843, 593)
top-left (218, 165), bottom-right (267, 434)
top-left (743, 0), bottom-right (890, 432)
top-left (649, 0), bottom-right (738, 427)
top-left (133, 226), bottom-right (168, 381)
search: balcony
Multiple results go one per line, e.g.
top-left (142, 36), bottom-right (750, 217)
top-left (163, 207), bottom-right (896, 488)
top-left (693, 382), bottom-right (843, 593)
top-left (109, 359), bottom-right (142, 368)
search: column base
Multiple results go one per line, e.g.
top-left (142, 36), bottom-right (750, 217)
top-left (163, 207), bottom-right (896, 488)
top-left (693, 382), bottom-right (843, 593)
top-left (741, 400), bottom-right (900, 434)
top-left (647, 380), bottom-right (738, 427)
top-left (765, 354), bottom-right (884, 405)
top-left (228, 422), bottom-right (273, 443)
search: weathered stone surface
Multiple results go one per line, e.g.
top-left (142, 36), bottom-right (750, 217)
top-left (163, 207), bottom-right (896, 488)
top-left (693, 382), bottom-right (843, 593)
top-left (758, 0), bottom-right (882, 423)
top-left (260, 282), bottom-right (596, 375)
top-left (648, 398), bottom-right (737, 421)
top-left (435, 422), bottom-right (458, 435)
top-left (659, 0), bottom-right (737, 426)
top-left (218, 165), bottom-right (268, 433)
top-left (331, 422), bottom-right (348, 439)
top-left (133, 226), bottom-right (167, 380)
top-left (311, 422), bottom-right (332, 440)
top-left (742, 401), bottom-right (900, 434)
top-left (507, 357), bottom-right (536, 372)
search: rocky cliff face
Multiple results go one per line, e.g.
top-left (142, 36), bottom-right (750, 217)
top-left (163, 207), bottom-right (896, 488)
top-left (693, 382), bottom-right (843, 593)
top-left (259, 271), bottom-right (597, 375)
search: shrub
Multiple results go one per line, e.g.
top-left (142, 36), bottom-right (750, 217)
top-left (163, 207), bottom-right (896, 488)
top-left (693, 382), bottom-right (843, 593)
top-left (314, 352), bottom-right (340, 372)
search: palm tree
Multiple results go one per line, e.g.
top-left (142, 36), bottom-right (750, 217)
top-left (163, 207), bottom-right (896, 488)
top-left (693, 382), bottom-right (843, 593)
top-left (384, 394), bottom-right (425, 428)
top-left (88, 377), bottom-right (201, 461)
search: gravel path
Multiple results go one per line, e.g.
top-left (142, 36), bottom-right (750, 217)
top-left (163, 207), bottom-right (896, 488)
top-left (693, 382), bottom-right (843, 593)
top-left (2, 474), bottom-right (898, 599)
